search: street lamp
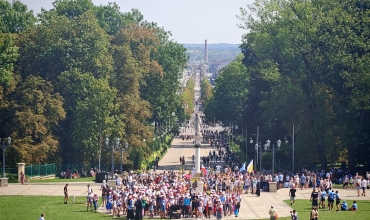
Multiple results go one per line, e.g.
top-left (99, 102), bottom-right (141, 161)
top-left (263, 139), bottom-right (281, 177)
top-left (284, 125), bottom-right (295, 172)
top-left (249, 126), bottom-right (259, 169)
top-left (254, 142), bottom-right (262, 170)
top-left (1, 137), bottom-right (11, 178)
top-left (105, 137), bottom-right (120, 180)
top-left (120, 141), bottom-right (128, 174)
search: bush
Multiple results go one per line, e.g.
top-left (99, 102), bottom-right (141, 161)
top-left (6, 173), bottom-right (18, 183)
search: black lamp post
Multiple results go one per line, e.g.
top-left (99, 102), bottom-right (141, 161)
top-left (1, 137), bottom-right (11, 178)
top-left (264, 139), bottom-right (282, 177)
top-left (105, 137), bottom-right (120, 180)
top-left (120, 141), bottom-right (128, 174)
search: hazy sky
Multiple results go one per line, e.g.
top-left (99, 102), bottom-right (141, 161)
top-left (16, 0), bottom-right (254, 44)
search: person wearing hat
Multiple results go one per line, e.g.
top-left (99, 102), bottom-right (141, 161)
top-left (269, 205), bottom-right (277, 220)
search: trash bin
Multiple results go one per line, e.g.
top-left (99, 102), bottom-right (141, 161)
top-left (95, 172), bottom-right (108, 183)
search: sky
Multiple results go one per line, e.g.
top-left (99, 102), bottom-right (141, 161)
top-left (16, 0), bottom-right (254, 44)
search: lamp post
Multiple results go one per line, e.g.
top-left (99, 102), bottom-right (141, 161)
top-left (105, 137), bottom-right (120, 180)
top-left (284, 125), bottom-right (295, 172)
top-left (120, 141), bottom-right (128, 174)
top-left (264, 139), bottom-right (281, 177)
top-left (254, 142), bottom-right (262, 171)
top-left (1, 137), bottom-right (11, 178)
top-left (249, 126), bottom-right (260, 169)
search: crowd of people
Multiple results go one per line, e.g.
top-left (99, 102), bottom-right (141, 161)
top-left (93, 163), bottom-right (273, 220)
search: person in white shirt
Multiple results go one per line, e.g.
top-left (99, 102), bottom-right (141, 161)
top-left (356, 177), bottom-right (362, 196)
top-left (361, 178), bottom-right (368, 196)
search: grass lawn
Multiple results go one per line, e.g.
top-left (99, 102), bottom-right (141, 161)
top-left (30, 177), bottom-right (96, 183)
top-left (1, 196), bottom-right (369, 220)
top-left (277, 199), bottom-right (370, 220)
top-left (1, 196), bottom-right (109, 220)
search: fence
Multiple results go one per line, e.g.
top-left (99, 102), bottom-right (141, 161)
top-left (25, 163), bottom-right (56, 177)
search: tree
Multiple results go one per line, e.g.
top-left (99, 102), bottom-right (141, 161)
top-left (206, 55), bottom-right (249, 122)
top-left (51, 0), bottom-right (95, 19)
top-left (58, 68), bottom-right (121, 164)
top-left (0, 32), bottom-right (18, 93)
top-left (0, 0), bottom-right (36, 33)
top-left (8, 76), bottom-right (65, 164)
top-left (237, 0), bottom-right (370, 172)
top-left (200, 77), bottom-right (212, 104)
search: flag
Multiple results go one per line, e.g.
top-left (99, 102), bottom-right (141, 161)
top-left (247, 159), bottom-right (253, 173)
top-left (239, 162), bottom-right (246, 173)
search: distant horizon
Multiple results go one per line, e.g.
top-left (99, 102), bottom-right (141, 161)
top-left (182, 43), bottom-right (240, 45)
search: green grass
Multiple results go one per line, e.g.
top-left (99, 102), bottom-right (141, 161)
top-left (1, 196), bottom-right (110, 220)
top-left (278, 199), bottom-right (370, 220)
top-left (30, 177), bottom-right (96, 183)
top-left (1, 196), bottom-right (369, 220)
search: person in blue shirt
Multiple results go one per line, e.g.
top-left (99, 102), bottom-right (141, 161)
top-left (320, 189), bottom-right (326, 209)
top-left (183, 195), bottom-right (191, 217)
top-left (341, 200), bottom-right (348, 211)
top-left (328, 190), bottom-right (335, 210)
top-left (348, 201), bottom-right (357, 211)
top-left (219, 193), bottom-right (226, 216)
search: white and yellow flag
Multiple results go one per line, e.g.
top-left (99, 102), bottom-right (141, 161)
top-left (247, 159), bottom-right (253, 173)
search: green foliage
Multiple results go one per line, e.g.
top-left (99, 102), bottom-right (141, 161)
top-left (229, 141), bottom-right (246, 162)
top-left (182, 79), bottom-right (195, 120)
top-left (200, 77), bottom-right (212, 104)
top-left (232, 0), bottom-right (370, 172)
top-left (0, 0), bottom-right (36, 33)
top-left (204, 55), bottom-right (249, 122)
top-left (0, 32), bottom-right (18, 88)
top-left (5, 173), bottom-right (18, 183)
top-left (10, 76), bottom-right (65, 164)
top-left (1, 1), bottom-right (188, 170)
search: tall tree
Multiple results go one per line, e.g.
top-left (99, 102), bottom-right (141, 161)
top-left (8, 76), bottom-right (65, 164)
top-left (0, 0), bottom-right (36, 33)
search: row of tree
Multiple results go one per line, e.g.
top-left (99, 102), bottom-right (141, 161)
top-left (204, 0), bottom-right (370, 173)
top-left (0, 0), bottom-right (188, 169)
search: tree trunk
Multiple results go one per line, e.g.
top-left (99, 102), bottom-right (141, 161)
top-left (317, 142), bottom-right (327, 171)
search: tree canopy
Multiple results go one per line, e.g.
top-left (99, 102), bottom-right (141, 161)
top-left (204, 0), bottom-right (370, 173)
top-left (0, 0), bottom-right (187, 170)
